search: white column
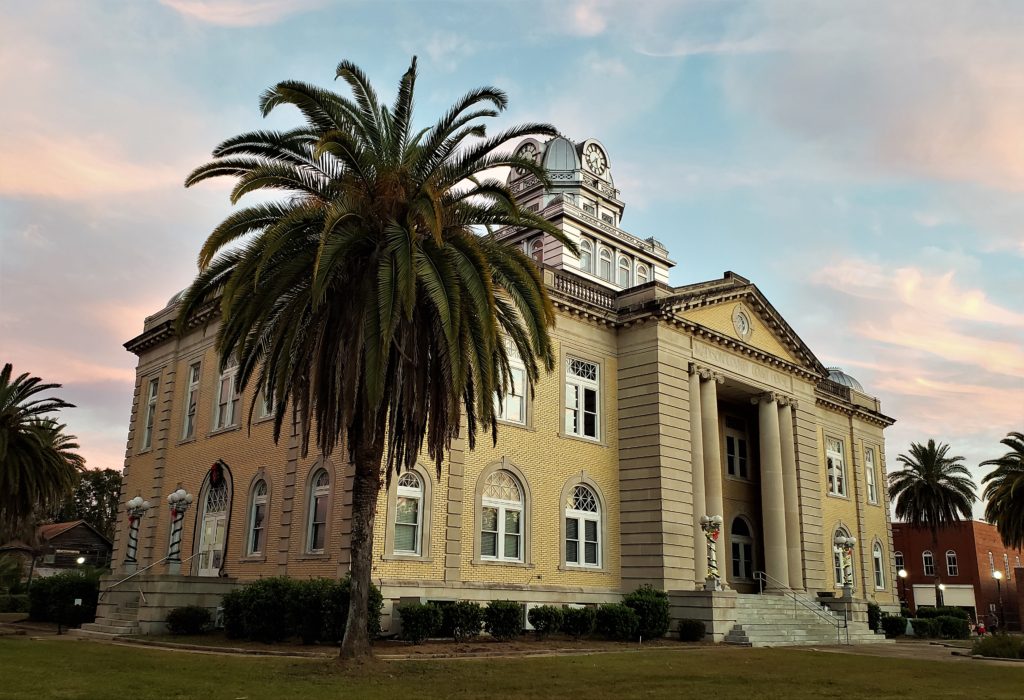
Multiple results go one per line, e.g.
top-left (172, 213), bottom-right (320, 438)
top-left (700, 372), bottom-right (724, 524)
top-left (756, 393), bottom-right (789, 590)
top-left (689, 366), bottom-right (706, 588)
top-left (778, 400), bottom-right (803, 590)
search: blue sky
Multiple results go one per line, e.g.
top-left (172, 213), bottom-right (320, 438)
top-left (1, 1), bottom-right (1021, 511)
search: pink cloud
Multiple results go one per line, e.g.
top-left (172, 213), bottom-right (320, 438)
top-left (159, 0), bottom-right (326, 27)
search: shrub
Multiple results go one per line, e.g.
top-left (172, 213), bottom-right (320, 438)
top-left (867, 603), bottom-right (881, 631)
top-left (323, 573), bottom-right (384, 642)
top-left (397, 603), bottom-right (441, 644)
top-left (427, 601), bottom-right (456, 638)
top-left (900, 606), bottom-right (913, 619)
top-left (527, 605), bottom-right (563, 639)
top-left (239, 577), bottom-right (293, 643)
top-left (972, 633), bottom-right (1024, 659)
top-left (165, 606), bottom-right (212, 635)
top-left (28, 569), bottom-right (101, 627)
top-left (935, 615), bottom-right (970, 640)
top-left (220, 588), bottom-right (247, 639)
top-left (448, 601), bottom-right (483, 642)
top-left (290, 578), bottom-right (334, 644)
top-left (909, 618), bottom-right (936, 638)
top-left (0, 594), bottom-right (29, 613)
top-left (916, 606), bottom-right (969, 620)
top-left (881, 615), bottom-right (907, 638)
top-left (678, 618), bottom-right (706, 642)
top-left (623, 585), bottom-right (670, 640)
top-left (562, 606), bottom-right (596, 640)
top-left (485, 600), bottom-right (523, 641)
top-left (595, 603), bottom-right (639, 641)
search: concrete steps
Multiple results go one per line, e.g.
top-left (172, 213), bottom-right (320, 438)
top-left (70, 597), bottom-right (140, 640)
top-left (724, 593), bottom-right (892, 647)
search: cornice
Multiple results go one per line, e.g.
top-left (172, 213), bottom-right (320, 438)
top-left (123, 301), bottom-right (218, 355)
top-left (814, 394), bottom-right (896, 428)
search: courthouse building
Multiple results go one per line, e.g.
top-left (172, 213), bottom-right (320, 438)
top-left (101, 136), bottom-right (898, 640)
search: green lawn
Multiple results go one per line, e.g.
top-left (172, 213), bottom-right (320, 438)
top-left (1, 638), bottom-right (1022, 699)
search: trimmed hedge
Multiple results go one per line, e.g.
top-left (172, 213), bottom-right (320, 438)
top-left (527, 605), bottom-right (563, 639)
top-left (623, 585), bottom-right (670, 639)
top-left (881, 615), bottom-right (907, 638)
top-left (448, 600), bottom-right (483, 642)
top-left (28, 569), bottom-right (101, 627)
top-left (972, 633), bottom-right (1024, 659)
top-left (165, 606), bottom-right (212, 635)
top-left (562, 606), bottom-right (596, 640)
top-left (867, 603), bottom-right (881, 631)
top-left (485, 600), bottom-right (523, 641)
top-left (0, 594), bottom-right (29, 613)
top-left (397, 603), bottom-right (441, 644)
top-left (908, 618), bottom-right (936, 638)
top-left (916, 606), bottom-right (970, 620)
top-left (678, 618), bottom-right (706, 642)
top-left (935, 615), bottom-right (970, 640)
top-left (595, 603), bottom-right (639, 641)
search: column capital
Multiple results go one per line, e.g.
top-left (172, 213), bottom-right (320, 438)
top-left (751, 391), bottom-right (779, 405)
top-left (689, 362), bottom-right (724, 383)
top-left (776, 395), bottom-right (799, 408)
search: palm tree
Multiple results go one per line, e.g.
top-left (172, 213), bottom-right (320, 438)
top-left (888, 439), bottom-right (976, 607)
top-left (177, 57), bottom-right (571, 658)
top-left (0, 364), bottom-right (85, 539)
top-left (981, 432), bottom-right (1024, 549)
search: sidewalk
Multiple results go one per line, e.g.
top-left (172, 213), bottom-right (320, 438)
top-left (815, 639), bottom-right (1024, 668)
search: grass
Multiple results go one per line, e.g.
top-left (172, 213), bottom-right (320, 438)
top-left (2, 637), bottom-right (1023, 699)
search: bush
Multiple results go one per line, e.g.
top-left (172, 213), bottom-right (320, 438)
top-left (397, 603), bottom-right (441, 644)
top-left (678, 618), bottom-right (706, 642)
top-left (881, 615), bottom-right (907, 638)
top-left (220, 588), bottom-right (247, 639)
top-left (935, 615), bottom-right (970, 640)
top-left (165, 606), bottom-right (212, 635)
top-left (867, 603), bottom-right (881, 631)
top-left (916, 606), bottom-right (970, 620)
top-left (562, 606), bottom-right (596, 640)
top-left (0, 594), bottom-right (29, 613)
top-left (323, 574), bottom-right (384, 642)
top-left (972, 633), bottom-right (1024, 659)
top-left (527, 605), bottom-right (563, 639)
top-left (448, 601), bottom-right (483, 642)
top-left (28, 569), bottom-right (101, 627)
top-left (239, 577), bottom-right (293, 643)
top-left (484, 600), bottom-right (523, 641)
top-left (595, 603), bottom-right (639, 641)
top-left (909, 618), bottom-right (936, 638)
top-left (623, 585), bottom-right (670, 640)
top-left (900, 606), bottom-right (913, 619)
top-left (290, 578), bottom-right (334, 644)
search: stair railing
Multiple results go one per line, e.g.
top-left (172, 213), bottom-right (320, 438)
top-left (754, 570), bottom-right (849, 645)
top-left (99, 552), bottom-right (199, 602)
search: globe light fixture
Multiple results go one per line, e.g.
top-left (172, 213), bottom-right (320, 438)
top-left (76, 556), bottom-right (86, 565)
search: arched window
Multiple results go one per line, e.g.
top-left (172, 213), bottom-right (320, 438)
top-left (247, 479), bottom-right (268, 555)
top-left (579, 239), bottom-right (593, 274)
top-left (636, 264), bottom-right (649, 285)
top-left (197, 479), bottom-right (229, 576)
top-left (565, 485), bottom-right (600, 567)
top-left (834, 526), bottom-right (854, 586)
top-left (394, 472), bottom-right (424, 555)
top-left (617, 256), bottom-right (630, 287)
top-left (923, 550), bottom-right (935, 577)
top-left (894, 551), bottom-right (905, 572)
top-left (988, 550), bottom-right (995, 574)
top-left (307, 469), bottom-right (330, 553)
top-left (945, 549), bottom-right (958, 576)
top-left (530, 238), bottom-right (544, 265)
top-left (598, 248), bottom-right (612, 280)
top-left (731, 517), bottom-right (754, 581)
top-left (873, 542), bottom-right (885, 589)
top-left (1004, 553), bottom-right (1011, 579)
top-left (481, 470), bottom-right (523, 562)
top-left (865, 447), bottom-right (878, 504)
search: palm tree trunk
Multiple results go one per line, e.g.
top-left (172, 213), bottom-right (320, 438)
top-left (339, 424), bottom-right (386, 660)
top-left (932, 532), bottom-right (943, 608)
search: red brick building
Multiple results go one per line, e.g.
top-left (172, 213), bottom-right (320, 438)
top-left (891, 520), bottom-right (1024, 630)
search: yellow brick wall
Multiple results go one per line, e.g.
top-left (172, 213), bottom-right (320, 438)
top-left (681, 303), bottom-right (800, 365)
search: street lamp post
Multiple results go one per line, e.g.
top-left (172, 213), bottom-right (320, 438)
top-left (833, 535), bottom-right (857, 599)
top-left (123, 495), bottom-right (152, 572)
top-left (166, 488), bottom-right (193, 575)
top-left (993, 570), bottom-right (1004, 632)
top-left (897, 568), bottom-right (908, 608)
top-left (700, 515), bottom-right (724, 591)
top-left (938, 583), bottom-right (946, 609)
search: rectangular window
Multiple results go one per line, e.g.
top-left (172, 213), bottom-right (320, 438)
top-left (725, 419), bottom-right (749, 479)
top-left (923, 552), bottom-right (935, 577)
top-left (394, 496), bottom-right (420, 554)
top-left (895, 551), bottom-right (905, 571)
top-left (182, 363), bottom-right (200, 439)
top-left (826, 437), bottom-right (847, 496)
top-left (566, 516), bottom-right (599, 566)
top-left (565, 358), bottom-right (599, 440)
top-left (250, 502), bottom-right (265, 554)
top-left (481, 507), bottom-right (499, 558)
top-left (214, 359), bottom-right (239, 430)
top-left (582, 203), bottom-right (596, 215)
top-left (142, 378), bottom-right (158, 450)
top-left (865, 447), bottom-right (878, 504)
top-left (946, 552), bottom-right (958, 576)
top-left (258, 385), bottom-right (274, 420)
top-left (495, 341), bottom-right (526, 425)
top-left (873, 549), bottom-right (885, 589)
top-left (309, 494), bottom-right (327, 552)
top-left (601, 212), bottom-right (614, 225)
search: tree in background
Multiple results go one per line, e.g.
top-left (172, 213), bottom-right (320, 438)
top-left (47, 468), bottom-right (122, 541)
top-left (0, 364), bottom-right (85, 541)
top-left (981, 431), bottom-right (1024, 549)
top-left (888, 439), bottom-right (976, 606)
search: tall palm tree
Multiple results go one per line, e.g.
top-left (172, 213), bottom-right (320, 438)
top-left (177, 57), bottom-right (571, 658)
top-left (0, 364), bottom-right (85, 539)
top-left (888, 439), bottom-right (976, 607)
top-left (981, 431), bottom-right (1024, 549)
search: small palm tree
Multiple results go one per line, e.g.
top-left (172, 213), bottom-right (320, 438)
top-left (178, 57), bottom-right (571, 658)
top-left (981, 432), bottom-right (1024, 549)
top-left (0, 364), bottom-right (85, 539)
top-left (888, 439), bottom-right (976, 606)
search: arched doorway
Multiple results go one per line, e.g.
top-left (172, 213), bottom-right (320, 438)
top-left (195, 462), bottom-right (232, 576)
top-left (730, 516), bottom-right (756, 585)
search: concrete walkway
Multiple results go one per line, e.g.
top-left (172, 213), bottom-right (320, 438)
top-left (814, 640), bottom-right (1024, 668)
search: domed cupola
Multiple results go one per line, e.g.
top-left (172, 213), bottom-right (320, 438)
top-left (542, 136), bottom-right (582, 173)
top-left (827, 367), bottom-right (864, 393)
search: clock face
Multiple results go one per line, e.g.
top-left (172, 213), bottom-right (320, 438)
top-left (515, 142), bottom-right (539, 174)
top-left (584, 143), bottom-right (607, 176)
top-left (733, 307), bottom-right (752, 340)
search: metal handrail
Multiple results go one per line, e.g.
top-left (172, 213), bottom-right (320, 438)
top-left (754, 570), bottom-right (849, 645)
top-left (99, 552), bottom-right (199, 601)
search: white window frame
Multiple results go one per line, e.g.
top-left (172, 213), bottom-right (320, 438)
top-left (725, 419), bottom-right (750, 480)
top-left (213, 358), bottom-right (239, 430)
top-left (142, 377), bottom-right (158, 450)
top-left (826, 437), bottom-right (847, 497)
top-left (565, 358), bottom-right (600, 441)
top-left (873, 542), bottom-right (885, 589)
top-left (565, 485), bottom-right (600, 568)
top-left (247, 479), bottom-right (268, 556)
top-left (306, 469), bottom-right (330, 554)
top-left (182, 363), bottom-right (201, 439)
top-left (257, 384), bottom-right (274, 420)
top-left (598, 247), bottom-right (612, 280)
top-left (988, 551), bottom-right (995, 574)
top-left (579, 239), bottom-right (593, 274)
top-left (731, 517), bottom-right (755, 582)
top-left (946, 549), bottom-right (958, 577)
top-left (529, 238), bottom-right (544, 265)
top-left (636, 264), bottom-right (649, 285)
top-left (894, 551), bottom-right (905, 572)
top-left (865, 446), bottom-right (878, 504)
top-left (1004, 553), bottom-right (1011, 579)
top-left (616, 255), bottom-right (630, 287)
top-left (480, 471), bottom-right (523, 563)
top-left (394, 472), bottom-right (424, 556)
top-left (923, 550), bottom-right (935, 577)
top-left (494, 340), bottom-right (526, 425)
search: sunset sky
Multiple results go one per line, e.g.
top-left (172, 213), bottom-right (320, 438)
top-left (1, 1), bottom-right (1021, 514)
